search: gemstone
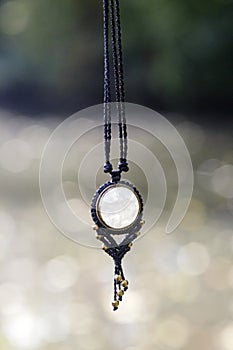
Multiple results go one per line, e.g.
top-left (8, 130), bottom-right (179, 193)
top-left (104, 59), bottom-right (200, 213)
top-left (97, 185), bottom-right (140, 229)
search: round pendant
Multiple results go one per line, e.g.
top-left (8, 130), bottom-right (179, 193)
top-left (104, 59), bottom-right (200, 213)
top-left (91, 181), bottom-right (143, 235)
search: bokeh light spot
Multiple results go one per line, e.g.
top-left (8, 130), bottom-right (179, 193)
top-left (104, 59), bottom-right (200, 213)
top-left (0, 283), bottom-right (24, 315)
top-left (218, 323), bottom-right (233, 350)
top-left (2, 311), bottom-right (44, 349)
top-left (154, 315), bottom-right (190, 348)
top-left (212, 165), bottom-right (233, 198)
top-left (177, 242), bottom-right (210, 276)
top-left (164, 274), bottom-right (200, 303)
top-left (40, 308), bottom-right (70, 343)
top-left (42, 255), bottom-right (79, 292)
top-left (0, 211), bottom-right (16, 260)
top-left (0, 139), bottom-right (34, 173)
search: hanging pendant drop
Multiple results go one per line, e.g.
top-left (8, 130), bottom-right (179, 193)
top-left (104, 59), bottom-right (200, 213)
top-left (91, 181), bottom-right (144, 310)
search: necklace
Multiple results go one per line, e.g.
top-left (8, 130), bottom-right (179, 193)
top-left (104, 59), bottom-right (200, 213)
top-left (91, 0), bottom-right (144, 311)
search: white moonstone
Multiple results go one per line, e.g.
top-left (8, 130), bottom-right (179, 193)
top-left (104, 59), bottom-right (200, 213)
top-left (98, 186), bottom-right (139, 229)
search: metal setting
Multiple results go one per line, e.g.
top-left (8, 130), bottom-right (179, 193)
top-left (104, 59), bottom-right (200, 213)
top-left (91, 181), bottom-right (143, 236)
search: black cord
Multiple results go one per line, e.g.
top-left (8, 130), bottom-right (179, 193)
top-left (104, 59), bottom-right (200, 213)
top-left (103, 0), bottom-right (112, 173)
top-left (109, 0), bottom-right (120, 103)
top-left (103, 0), bottom-right (128, 181)
top-left (111, 0), bottom-right (129, 171)
top-left (115, 0), bottom-right (125, 104)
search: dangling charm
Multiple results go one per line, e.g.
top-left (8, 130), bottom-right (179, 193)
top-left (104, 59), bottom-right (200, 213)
top-left (91, 181), bottom-right (144, 310)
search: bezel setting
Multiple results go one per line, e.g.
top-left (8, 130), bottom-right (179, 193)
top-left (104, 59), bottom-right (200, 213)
top-left (91, 181), bottom-right (143, 236)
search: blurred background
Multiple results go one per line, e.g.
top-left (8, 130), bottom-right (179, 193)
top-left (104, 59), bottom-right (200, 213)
top-left (0, 1), bottom-right (233, 350)
top-left (0, 0), bottom-right (232, 121)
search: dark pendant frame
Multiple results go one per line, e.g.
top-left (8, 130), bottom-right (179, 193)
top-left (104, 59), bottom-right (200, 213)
top-left (91, 181), bottom-right (143, 237)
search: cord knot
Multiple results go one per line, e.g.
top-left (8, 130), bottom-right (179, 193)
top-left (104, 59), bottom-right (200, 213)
top-left (104, 161), bottom-right (113, 173)
top-left (118, 158), bottom-right (129, 172)
top-left (111, 170), bottom-right (121, 183)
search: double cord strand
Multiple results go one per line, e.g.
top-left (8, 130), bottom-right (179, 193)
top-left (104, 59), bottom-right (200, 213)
top-left (103, 0), bottom-right (128, 181)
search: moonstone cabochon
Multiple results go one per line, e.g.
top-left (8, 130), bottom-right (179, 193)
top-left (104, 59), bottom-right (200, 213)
top-left (91, 181), bottom-right (143, 234)
top-left (98, 186), bottom-right (140, 229)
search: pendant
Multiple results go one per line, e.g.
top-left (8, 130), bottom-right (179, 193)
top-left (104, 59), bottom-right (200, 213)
top-left (91, 180), bottom-right (144, 310)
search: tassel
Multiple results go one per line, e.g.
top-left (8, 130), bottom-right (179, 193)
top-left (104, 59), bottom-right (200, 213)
top-left (103, 243), bottom-right (132, 310)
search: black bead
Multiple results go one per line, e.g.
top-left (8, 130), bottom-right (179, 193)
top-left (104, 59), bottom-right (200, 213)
top-left (111, 170), bottom-right (121, 183)
top-left (104, 161), bottom-right (113, 173)
top-left (118, 158), bottom-right (129, 172)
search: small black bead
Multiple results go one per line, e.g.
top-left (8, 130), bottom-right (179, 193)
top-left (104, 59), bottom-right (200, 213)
top-left (111, 170), bottom-right (121, 183)
top-left (104, 161), bottom-right (113, 173)
top-left (118, 158), bottom-right (129, 172)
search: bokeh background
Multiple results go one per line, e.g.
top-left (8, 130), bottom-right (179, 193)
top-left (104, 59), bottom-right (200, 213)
top-left (0, 1), bottom-right (233, 350)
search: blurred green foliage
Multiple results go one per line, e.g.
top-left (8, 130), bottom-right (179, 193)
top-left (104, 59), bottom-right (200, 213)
top-left (0, 0), bottom-right (232, 116)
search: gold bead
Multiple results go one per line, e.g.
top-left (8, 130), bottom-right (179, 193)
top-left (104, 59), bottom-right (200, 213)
top-left (140, 220), bottom-right (145, 226)
top-left (136, 231), bottom-right (141, 237)
top-left (114, 274), bottom-right (122, 282)
top-left (112, 300), bottom-right (119, 308)
top-left (117, 290), bottom-right (124, 297)
top-left (102, 246), bottom-right (107, 251)
top-left (121, 280), bottom-right (128, 288)
top-left (96, 235), bottom-right (102, 240)
top-left (128, 242), bottom-right (133, 248)
top-left (92, 224), bottom-right (98, 230)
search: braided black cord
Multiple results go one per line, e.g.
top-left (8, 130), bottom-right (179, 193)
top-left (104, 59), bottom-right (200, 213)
top-left (114, 0), bottom-right (128, 171)
top-left (103, 0), bottom-right (113, 173)
top-left (103, 0), bottom-right (111, 106)
top-left (103, 0), bottom-right (128, 178)
top-left (109, 0), bottom-right (125, 170)
top-left (114, 0), bottom-right (125, 104)
top-left (109, 0), bottom-right (120, 103)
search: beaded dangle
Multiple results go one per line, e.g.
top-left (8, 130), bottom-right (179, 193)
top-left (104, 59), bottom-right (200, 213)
top-left (91, 0), bottom-right (144, 311)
